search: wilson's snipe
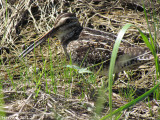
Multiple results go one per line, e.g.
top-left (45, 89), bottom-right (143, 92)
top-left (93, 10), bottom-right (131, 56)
top-left (19, 13), bottom-right (154, 75)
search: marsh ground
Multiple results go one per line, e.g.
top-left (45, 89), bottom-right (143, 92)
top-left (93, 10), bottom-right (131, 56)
top-left (0, 0), bottom-right (160, 119)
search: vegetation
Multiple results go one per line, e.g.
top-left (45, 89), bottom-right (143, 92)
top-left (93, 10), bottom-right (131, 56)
top-left (0, 0), bottom-right (160, 119)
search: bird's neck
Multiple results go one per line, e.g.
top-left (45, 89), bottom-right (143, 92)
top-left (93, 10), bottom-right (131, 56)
top-left (61, 26), bottom-right (83, 47)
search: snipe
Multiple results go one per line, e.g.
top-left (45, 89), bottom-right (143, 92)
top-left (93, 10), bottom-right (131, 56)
top-left (19, 13), bottom-right (154, 75)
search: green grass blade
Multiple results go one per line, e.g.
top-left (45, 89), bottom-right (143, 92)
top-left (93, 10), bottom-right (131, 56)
top-left (142, 0), bottom-right (160, 76)
top-left (101, 82), bottom-right (160, 120)
top-left (0, 83), bottom-right (5, 120)
top-left (108, 23), bottom-right (134, 115)
top-left (104, 19), bottom-right (160, 119)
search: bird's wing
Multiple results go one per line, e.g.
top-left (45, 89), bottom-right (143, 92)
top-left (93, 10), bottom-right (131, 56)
top-left (67, 28), bottom-right (153, 73)
top-left (67, 38), bottom-right (124, 68)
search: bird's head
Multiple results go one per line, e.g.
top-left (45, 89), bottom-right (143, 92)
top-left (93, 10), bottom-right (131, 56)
top-left (19, 13), bottom-right (81, 58)
top-left (53, 13), bottom-right (81, 41)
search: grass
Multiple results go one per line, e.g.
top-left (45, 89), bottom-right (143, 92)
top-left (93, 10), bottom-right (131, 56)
top-left (0, 0), bottom-right (160, 119)
top-left (0, 83), bottom-right (5, 120)
top-left (101, 1), bottom-right (160, 119)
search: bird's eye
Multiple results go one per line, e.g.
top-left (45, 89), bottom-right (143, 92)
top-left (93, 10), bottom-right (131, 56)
top-left (66, 19), bottom-right (71, 23)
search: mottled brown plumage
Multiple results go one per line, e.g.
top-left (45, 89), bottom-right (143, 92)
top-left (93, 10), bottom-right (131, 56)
top-left (19, 13), bottom-right (154, 75)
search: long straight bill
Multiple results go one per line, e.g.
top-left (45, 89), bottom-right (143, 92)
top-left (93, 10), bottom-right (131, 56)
top-left (19, 27), bottom-right (56, 58)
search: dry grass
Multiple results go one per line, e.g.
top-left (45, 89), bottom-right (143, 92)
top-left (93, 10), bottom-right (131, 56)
top-left (0, 0), bottom-right (160, 119)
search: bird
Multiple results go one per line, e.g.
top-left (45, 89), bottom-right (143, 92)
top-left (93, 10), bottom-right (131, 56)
top-left (19, 12), bottom-right (154, 76)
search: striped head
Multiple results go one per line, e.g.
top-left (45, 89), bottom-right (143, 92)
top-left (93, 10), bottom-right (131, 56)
top-left (53, 13), bottom-right (82, 43)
